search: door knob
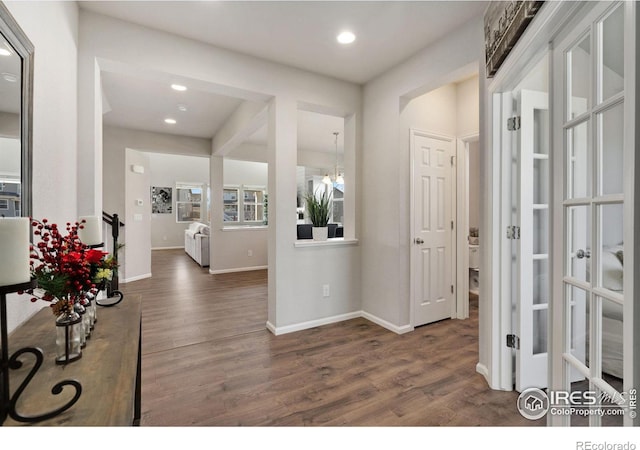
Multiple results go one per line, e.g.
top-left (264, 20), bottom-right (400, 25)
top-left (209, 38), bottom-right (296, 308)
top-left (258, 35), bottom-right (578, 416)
top-left (414, 238), bottom-right (424, 244)
top-left (576, 249), bottom-right (591, 259)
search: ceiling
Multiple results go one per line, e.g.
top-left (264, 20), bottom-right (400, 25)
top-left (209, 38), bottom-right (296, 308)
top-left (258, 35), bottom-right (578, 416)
top-left (83, 1), bottom-right (488, 147)
top-left (0, 33), bottom-right (21, 115)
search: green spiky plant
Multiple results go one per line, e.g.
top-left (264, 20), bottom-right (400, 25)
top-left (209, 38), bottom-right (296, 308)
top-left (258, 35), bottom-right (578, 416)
top-left (304, 188), bottom-right (331, 228)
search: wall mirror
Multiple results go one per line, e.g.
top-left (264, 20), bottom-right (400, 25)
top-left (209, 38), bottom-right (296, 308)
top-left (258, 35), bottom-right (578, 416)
top-left (0, 4), bottom-right (33, 218)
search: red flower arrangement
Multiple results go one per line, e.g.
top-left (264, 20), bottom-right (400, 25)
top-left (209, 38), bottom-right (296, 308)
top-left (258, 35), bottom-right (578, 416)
top-left (20, 218), bottom-right (98, 315)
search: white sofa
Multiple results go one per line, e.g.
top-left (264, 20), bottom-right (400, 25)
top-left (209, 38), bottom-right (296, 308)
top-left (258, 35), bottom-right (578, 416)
top-left (184, 222), bottom-right (210, 267)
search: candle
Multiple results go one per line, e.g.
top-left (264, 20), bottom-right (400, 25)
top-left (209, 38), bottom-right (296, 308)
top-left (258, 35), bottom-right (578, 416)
top-left (78, 216), bottom-right (102, 246)
top-left (0, 217), bottom-right (30, 286)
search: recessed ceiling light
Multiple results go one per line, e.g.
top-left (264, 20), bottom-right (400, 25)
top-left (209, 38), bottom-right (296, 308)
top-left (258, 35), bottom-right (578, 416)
top-left (0, 48), bottom-right (10, 57)
top-left (337, 31), bottom-right (356, 45)
top-left (164, 118), bottom-right (177, 124)
top-left (177, 104), bottom-right (187, 112)
top-left (171, 84), bottom-right (187, 91)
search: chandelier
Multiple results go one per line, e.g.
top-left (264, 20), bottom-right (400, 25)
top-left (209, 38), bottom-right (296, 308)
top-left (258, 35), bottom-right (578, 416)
top-left (323, 131), bottom-right (344, 185)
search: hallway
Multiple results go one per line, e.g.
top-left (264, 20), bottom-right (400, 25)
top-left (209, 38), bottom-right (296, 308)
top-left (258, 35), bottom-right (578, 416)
top-left (121, 249), bottom-right (543, 426)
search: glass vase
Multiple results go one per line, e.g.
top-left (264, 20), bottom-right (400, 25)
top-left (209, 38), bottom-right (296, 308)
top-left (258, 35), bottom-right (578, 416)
top-left (55, 309), bottom-right (82, 365)
top-left (74, 302), bottom-right (88, 348)
top-left (85, 293), bottom-right (95, 329)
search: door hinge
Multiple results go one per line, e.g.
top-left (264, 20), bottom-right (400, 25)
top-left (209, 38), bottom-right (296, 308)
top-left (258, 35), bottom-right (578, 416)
top-left (506, 225), bottom-right (521, 240)
top-left (506, 334), bottom-right (520, 349)
top-left (451, 285), bottom-right (454, 294)
top-left (507, 116), bottom-right (521, 131)
top-left (451, 220), bottom-right (454, 230)
top-left (450, 155), bottom-right (456, 166)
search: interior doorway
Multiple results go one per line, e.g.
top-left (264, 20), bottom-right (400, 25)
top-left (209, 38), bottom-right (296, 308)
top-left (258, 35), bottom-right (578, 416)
top-left (403, 73), bottom-right (479, 328)
top-left (410, 129), bottom-right (456, 327)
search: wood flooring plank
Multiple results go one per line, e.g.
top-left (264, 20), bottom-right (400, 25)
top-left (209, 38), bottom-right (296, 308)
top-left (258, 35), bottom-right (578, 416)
top-left (120, 249), bottom-right (543, 427)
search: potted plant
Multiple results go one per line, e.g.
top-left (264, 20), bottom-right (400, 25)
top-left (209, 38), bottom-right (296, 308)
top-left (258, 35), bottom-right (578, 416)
top-left (304, 188), bottom-right (331, 241)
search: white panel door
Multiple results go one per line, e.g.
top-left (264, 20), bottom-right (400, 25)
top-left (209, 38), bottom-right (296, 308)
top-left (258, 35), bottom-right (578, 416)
top-left (411, 131), bottom-right (454, 327)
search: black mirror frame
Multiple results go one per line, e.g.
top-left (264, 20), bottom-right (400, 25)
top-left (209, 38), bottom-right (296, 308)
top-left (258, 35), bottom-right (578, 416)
top-left (0, 3), bottom-right (33, 219)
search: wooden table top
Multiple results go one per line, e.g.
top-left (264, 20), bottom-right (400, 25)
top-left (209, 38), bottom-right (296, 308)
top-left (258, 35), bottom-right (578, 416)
top-left (4, 294), bottom-right (141, 426)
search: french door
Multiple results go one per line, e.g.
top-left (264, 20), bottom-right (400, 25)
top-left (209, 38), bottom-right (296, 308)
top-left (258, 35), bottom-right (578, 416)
top-left (514, 89), bottom-right (550, 392)
top-left (552, 1), bottom-right (629, 426)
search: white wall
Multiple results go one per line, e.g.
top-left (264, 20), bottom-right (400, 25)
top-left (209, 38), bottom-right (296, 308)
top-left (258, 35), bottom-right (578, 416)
top-left (468, 140), bottom-right (480, 230)
top-left (362, 15), bottom-right (482, 330)
top-left (103, 125), bottom-right (210, 220)
top-left (457, 75), bottom-right (480, 138)
top-left (124, 148), bottom-right (151, 281)
top-left (4, 1), bottom-right (79, 332)
top-left (459, 76), bottom-right (481, 233)
top-left (79, 10), bottom-right (362, 332)
top-left (401, 83), bottom-right (457, 136)
top-left (224, 159), bottom-right (267, 186)
top-left (149, 152), bottom-right (209, 248)
top-left (0, 137), bottom-right (20, 179)
top-left (208, 158), bottom-right (269, 273)
top-left (0, 112), bottom-right (19, 137)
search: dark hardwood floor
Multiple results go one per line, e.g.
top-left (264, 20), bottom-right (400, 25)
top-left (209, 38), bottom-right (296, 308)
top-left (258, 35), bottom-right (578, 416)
top-left (121, 249), bottom-right (544, 426)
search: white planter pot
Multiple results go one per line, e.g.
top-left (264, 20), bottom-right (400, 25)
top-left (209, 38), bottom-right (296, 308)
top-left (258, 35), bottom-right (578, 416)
top-left (312, 227), bottom-right (328, 241)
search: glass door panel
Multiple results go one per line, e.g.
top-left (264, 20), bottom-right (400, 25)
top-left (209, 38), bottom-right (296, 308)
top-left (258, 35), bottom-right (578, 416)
top-left (597, 102), bottom-right (624, 196)
top-left (598, 203), bottom-right (623, 293)
top-left (567, 205), bottom-right (591, 283)
top-left (567, 121), bottom-right (590, 199)
top-left (533, 207), bottom-right (548, 255)
top-left (601, 296), bottom-right (623, 380)
top-left (568, 284), bottom-right (589, 367)
top-left (533, 258), bottom-right (548, 306)
top-left (599, 4), bottom-right (624, 102)
top-left (568, 33), bottom-right (591, 120)
top-left (533, 158), bottom-right (549, 204)
top-left (533, 309), bottom-right (548, 355)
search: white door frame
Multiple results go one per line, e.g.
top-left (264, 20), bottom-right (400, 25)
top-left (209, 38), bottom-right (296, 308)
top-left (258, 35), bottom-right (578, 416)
top-left (456, 132), bottom-right (479, 321)
top-left (409, 128), bottom-right (457, 327)
top-left (482, 1), bottom-right (583, 391)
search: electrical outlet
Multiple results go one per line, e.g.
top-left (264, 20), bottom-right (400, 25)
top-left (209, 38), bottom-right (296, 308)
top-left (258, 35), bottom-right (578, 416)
top-left (247, 250), bottom-right (253, 257)
top-left (322, 284), bottom-right (330, 297)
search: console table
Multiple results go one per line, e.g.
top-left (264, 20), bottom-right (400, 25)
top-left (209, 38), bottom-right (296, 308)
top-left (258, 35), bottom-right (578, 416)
top-left (3, 294), bottom-right (141, 426)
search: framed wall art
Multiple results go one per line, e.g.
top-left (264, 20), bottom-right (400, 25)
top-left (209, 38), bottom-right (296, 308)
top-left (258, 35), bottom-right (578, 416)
top-left (485, 1), bottom-right (544, 78)
top-left (151, 186), bottom-right (172, 214)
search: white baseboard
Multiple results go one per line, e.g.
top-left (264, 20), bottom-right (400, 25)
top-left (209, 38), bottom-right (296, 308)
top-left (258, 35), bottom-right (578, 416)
top-left (476, 362), bottom-right (490, 381)
top-left (361, 311), bottom-right (414, 334)
top-left (151, 246), bottom-right (184, 250)
top-left (209, 265), bottom-right (268, 275)
top-left (266, 311), bottom-right (361, 336)
top-left (266, 310), bottom-right (414, 336)
top-left (121, 273), bottom-right (152, 283)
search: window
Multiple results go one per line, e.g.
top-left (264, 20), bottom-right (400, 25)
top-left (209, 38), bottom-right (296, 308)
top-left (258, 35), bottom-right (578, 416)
top-left (224, 185), bottom-right (266, 225)
top-left (175, 182), bottom-right (203, 223)
top-left (332, 182), bottom-right (344, 225)
top-left (223, 188), bottom-right (239, 222)
top-left (0, 199), bottom-right (8, 210)
top-left (243, 189), bottom-right (264, 222)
